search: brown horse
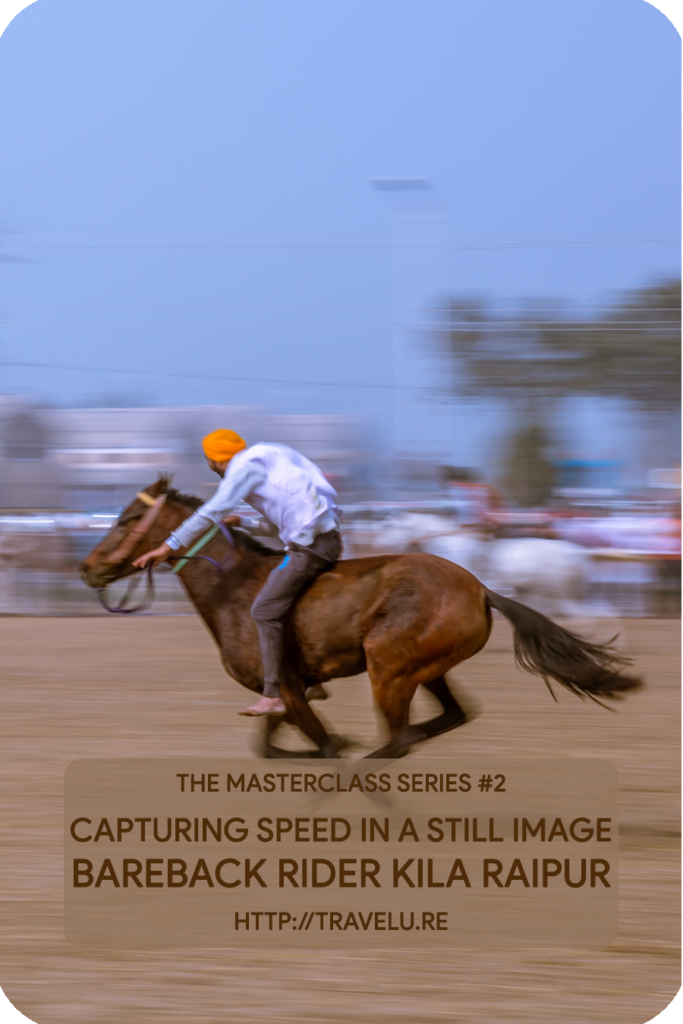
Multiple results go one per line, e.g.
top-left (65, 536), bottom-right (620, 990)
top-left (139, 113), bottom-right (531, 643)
top-left (80, 478), bottom-right (642, 759)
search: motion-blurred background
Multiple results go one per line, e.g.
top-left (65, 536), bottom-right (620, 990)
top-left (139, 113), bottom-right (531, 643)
top-left (0, 0), bottom-right (679, 616)
top-left (0, 7), bottom-right (680, 1024)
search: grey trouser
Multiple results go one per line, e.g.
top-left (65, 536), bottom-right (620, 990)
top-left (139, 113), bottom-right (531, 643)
top-left (251, 529), bottom-right (343, 698)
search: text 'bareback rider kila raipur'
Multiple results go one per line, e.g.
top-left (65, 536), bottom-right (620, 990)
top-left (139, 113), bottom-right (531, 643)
top-left (133, 430), bottom-right (342, 716)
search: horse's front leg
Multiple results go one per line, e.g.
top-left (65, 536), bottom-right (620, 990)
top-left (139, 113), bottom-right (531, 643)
top-left (281, 676), bottom-right (341, 758)
top-left (260, 709), bottom-right (303, 759)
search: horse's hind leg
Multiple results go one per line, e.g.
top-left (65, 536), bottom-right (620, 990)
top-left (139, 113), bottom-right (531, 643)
top-left (364, 671), bottom-right (420, 760)
top-left (364, 671), bottom-right (471, 759)
top-left (409, 675), bottom-right (469, 743)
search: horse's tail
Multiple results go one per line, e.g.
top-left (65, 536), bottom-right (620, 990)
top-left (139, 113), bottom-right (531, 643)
top-left (483, 588), bottom-right (643, 704)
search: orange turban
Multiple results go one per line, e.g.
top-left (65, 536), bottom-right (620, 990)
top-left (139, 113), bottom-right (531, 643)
top-left (202, 429), bottom-right (247, 462)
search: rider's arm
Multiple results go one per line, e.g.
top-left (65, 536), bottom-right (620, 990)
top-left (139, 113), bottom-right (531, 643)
top-left (165, 458), bottom-right (267, 551)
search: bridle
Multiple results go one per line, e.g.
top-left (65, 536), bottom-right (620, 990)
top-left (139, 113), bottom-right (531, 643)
top-left (96, 490), bottom-right (234, 615)
top-left (96, 491), bottom-right (167, 615)
top-left (109, 492), bottom-right (168, 565)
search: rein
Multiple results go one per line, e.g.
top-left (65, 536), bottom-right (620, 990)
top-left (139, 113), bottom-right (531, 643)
top-left (170, 521), bottom-right (235, 573)
top-left (97, 565), bottom-right (156, 615)
top-left (171, 522), bottom-right (222, 573)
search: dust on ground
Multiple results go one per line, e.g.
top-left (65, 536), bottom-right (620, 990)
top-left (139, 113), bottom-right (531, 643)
top-left (0, 616), bottom-right (679, 1024)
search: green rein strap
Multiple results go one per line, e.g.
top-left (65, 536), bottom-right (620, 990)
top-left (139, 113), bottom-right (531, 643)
top-left (170, 524), bottom-right (221, 574)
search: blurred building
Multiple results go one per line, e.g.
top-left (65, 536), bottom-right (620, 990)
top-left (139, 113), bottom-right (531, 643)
top-left (0, 397), bottom-right (63, 508)
top-left (0, 398), bottom-right (373, 510)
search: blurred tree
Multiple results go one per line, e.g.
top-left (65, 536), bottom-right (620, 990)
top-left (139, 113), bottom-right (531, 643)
top-left (433, 278), bottom-right (680, 504)
top-left (535, 278), bottom-right (680, 410)
top-left (500, 419), bottom-right (555, 507)
top-left (437, 278), bottom-right (681, 410)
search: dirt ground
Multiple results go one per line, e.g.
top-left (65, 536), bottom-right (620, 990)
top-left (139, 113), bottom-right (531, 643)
top-left (0, 615), bottom-right (679, 1024)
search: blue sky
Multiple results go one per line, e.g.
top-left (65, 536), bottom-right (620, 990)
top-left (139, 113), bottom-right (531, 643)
top-left (0, 0), bottom-right (679, 441)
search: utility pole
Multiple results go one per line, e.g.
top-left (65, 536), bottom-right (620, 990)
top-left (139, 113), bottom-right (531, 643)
top-left (371, 179), bottom-right (452, 464)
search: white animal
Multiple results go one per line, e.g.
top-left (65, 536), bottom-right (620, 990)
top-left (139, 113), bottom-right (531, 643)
top-left (485, 538), bottom-right (590, 617)
top-left (346, 512), bottom-right (591, 616)
top-left (401, 519), bottom-right (591, 617)
top-left (350, 513), bottom-right (449, 555)
top-left (419, 531), bottom-right (488, 579)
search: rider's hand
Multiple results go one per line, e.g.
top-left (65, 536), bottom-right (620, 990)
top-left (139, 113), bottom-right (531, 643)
top-left (133, 543), bottom-right (172, 569)
top-left (223, 515), bottom-right (241, 527)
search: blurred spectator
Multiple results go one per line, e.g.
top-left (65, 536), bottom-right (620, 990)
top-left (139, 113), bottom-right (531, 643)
top-left (439, 466), bottom-right (503, 526)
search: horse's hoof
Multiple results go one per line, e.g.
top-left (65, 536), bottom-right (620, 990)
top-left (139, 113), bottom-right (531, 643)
top-left (328, 734), bottom-right (357, 753)
top-left (363, 746), bottom-right (411, 761)
top-left (306, 685), bottom-right (329, 702)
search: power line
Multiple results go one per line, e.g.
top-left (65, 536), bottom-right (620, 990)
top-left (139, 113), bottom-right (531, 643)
top-left (0, 359), bottom-right (414, 390)
top-left (5, 238), bottom-right (680, 252)
top-left (1, 346), bottom-right (679, 391)
top-left (0, 321), bottom-right (677, 331)
top-left (3, 226), bottom-right (679, 243)
top-left (2, 305), bottom-right (680, 313)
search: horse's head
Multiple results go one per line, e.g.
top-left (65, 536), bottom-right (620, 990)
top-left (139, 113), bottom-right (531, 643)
top-left (80, 476), bottom-right (178, 589)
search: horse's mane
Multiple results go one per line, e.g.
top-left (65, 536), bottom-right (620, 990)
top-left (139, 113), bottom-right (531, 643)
top-left (230, 528), bottom-right (284, 557)
top-left (163, 486), bottom-right (282, 558)
top-left (165, 487), bottom-right (204, 511)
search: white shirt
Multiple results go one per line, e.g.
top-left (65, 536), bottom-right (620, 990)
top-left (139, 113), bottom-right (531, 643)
top-left (166, 442), bottom-right (340, 551)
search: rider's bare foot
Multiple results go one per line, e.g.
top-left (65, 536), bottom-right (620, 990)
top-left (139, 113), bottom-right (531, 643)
top-left (238, 696), bottom-right (286, 717)
top-left (306, 684), bottom-right (329, 702)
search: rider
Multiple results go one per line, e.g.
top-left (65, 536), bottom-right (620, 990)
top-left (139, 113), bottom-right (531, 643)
top-left (133, 429), bottom-right (342, 717)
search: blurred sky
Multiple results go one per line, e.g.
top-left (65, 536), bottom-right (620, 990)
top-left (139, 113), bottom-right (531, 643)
top-left (0, 0), bottom-right (679, 441)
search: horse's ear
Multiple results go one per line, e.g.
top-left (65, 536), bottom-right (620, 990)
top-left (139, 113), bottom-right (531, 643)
top-left (158, 473), bottom-right (175, 490)
top-left (146, 474), bottom-right (173, 497)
